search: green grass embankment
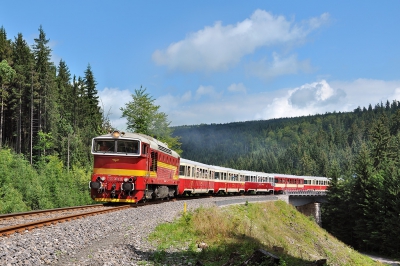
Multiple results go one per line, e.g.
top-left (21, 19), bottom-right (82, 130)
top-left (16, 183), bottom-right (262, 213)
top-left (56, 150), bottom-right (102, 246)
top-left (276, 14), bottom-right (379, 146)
top-left (148, 200), bottom-right (383, 266)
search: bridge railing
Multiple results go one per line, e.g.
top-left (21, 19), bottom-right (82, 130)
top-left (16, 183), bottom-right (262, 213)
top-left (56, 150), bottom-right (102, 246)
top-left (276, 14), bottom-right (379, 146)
top-left (282, 190), bottom-right (327, 196)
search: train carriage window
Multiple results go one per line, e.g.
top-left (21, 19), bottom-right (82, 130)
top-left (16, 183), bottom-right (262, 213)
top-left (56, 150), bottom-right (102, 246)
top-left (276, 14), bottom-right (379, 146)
top-left (179, 165), bottom-right (185, 175)
top-left (215, 172), bottom-right (220, 180)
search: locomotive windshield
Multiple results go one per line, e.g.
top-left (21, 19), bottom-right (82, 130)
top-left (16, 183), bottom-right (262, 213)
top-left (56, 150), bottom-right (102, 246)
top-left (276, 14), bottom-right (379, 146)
top-left (93, 139), bottom-right (140, 155)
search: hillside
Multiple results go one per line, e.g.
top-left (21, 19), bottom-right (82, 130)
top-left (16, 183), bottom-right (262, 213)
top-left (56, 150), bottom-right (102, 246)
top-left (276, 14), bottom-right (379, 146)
top-left (172, 101), bottom-right (399, 177)
top-left (172, 101), bottom-right (400, 258)
top-left (148, 200), bottom-right (381, 266)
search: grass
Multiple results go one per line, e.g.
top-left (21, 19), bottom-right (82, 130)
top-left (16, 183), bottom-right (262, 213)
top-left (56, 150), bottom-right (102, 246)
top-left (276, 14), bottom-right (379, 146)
top-left (147, 200), bottom-right (384, 266)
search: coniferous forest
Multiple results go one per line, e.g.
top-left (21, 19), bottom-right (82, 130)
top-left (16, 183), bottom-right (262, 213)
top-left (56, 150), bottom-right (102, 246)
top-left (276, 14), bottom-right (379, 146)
top-left (1, 25), bottom-right (400, 257)
top-left (0, 26), bottom-right (109, 212)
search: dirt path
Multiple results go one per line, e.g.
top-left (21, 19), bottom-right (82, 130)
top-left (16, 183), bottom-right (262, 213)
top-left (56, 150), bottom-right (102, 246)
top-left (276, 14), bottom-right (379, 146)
top-left (363, 253), bottom-right (400, 265)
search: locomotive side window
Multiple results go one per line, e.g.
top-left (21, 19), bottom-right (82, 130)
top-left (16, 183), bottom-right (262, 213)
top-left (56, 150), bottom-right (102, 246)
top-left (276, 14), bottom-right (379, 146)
top-left (142, 144), bottom-right (147, 154)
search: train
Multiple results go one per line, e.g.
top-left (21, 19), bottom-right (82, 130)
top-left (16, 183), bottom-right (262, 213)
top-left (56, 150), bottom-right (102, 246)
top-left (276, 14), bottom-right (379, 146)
top-left (89, 130), bottom-right (330, 203)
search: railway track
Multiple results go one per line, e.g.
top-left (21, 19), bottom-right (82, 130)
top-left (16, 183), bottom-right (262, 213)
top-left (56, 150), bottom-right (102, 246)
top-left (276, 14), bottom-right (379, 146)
top-left (0, 194), bottom-right (256, 237)
top-left (0, 198), bottom-right (180, 237)
top-left (0, 204), bottom-right (132, 237)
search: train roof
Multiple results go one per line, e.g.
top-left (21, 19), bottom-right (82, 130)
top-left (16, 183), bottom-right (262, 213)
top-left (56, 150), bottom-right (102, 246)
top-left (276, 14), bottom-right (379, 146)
top-left (94, 131), bottom-right (180, 158)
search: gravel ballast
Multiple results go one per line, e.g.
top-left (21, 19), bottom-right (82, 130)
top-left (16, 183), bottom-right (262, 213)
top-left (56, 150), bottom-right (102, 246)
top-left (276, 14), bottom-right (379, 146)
top-left (0, 195), bottom-right (278, 265)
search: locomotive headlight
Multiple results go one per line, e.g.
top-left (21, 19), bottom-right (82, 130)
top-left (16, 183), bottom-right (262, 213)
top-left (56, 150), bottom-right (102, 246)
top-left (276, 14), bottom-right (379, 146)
top-left (100, 176), bottom-right (106, 181)
top-left (124, 177), bottom-right (129, 182)
top-left (112, 130), bottom-right (120, 138)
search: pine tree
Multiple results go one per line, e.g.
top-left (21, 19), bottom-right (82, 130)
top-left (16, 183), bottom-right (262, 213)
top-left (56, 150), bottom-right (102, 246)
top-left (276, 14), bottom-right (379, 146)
top-left (11, 33), bottom-right (35, 153)
top-left (32, 26), bottom-right (58, 158)
top-left (83, 64), bottom-right (102, 135)
top-left (0, 27), bottom-right (13, 63)
top-left (0, 59), bottom-right (16, 147)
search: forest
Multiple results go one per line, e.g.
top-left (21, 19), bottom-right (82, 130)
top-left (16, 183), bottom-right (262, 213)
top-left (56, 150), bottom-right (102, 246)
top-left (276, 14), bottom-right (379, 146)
top-left (0, 26), bottom-right (109, 211)
top-left (1, 25), bottom-right (399, 257)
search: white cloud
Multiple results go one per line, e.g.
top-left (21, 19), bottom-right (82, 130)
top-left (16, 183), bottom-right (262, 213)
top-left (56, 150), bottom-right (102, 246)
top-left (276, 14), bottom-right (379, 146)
top-left (100, 79), bottom-right (400, 128)
top-left (155, 91), bottom-right (192, 112)
top-left (228, 83), bottom-right (247, 93)
top-left (167, 79), bottom-right (400, 126)
top-left (246, 53), bottom-right (313, 80)
top-left (152, 10), bottom-right (329, 72)
top-left (98, 87), bottom-right (132, 130)
top-left (256, 79), bottom-right (400, 120)
top-left (195, 85), bottom-right (221, 100)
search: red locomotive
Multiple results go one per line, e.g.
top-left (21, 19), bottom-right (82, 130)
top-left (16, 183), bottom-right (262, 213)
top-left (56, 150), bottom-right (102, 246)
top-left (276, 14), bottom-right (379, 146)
top-left (89, 131), bottom-right (329, 203)
top-left (89, 130), bottom-right (180, 203)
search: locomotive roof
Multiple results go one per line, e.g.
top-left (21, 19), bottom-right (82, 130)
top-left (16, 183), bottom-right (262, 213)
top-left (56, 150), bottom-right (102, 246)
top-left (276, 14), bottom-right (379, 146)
top-left (94, 131), bottom-right (180, 158)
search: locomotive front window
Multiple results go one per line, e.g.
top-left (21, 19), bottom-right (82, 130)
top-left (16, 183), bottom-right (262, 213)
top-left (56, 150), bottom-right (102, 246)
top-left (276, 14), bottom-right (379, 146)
top-left (117, 140), bottom-right (140, 154)
top-left (94, 140), bottom-right (115, 152)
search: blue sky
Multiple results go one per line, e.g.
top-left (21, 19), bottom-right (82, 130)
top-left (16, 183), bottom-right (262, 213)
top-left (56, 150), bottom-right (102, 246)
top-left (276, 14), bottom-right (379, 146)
top-left (1, 1), bottom-right (400, 129)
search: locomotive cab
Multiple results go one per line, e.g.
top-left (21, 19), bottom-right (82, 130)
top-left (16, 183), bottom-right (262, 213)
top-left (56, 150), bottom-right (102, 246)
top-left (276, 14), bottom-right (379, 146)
top-left (89, 130), bottom-right (180, 203)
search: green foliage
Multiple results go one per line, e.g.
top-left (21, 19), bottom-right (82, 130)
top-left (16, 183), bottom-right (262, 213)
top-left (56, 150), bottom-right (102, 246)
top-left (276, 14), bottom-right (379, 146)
top-left (0, 148), bottom-right (93, 214)
top-left (0, 59), bottom-right (16, 85)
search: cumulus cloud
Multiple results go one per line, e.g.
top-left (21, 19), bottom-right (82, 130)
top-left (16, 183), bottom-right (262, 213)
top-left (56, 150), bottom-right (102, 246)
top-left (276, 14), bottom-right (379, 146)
top-left (256, 79), bottom-right (400, 120)
top-left (100, 79), bottom-right (400, 128)
top-left (195, 85), bottom-right (222, 100)
top-left (246, 53), bottom-right (313, 80)
top-left (255, 80), bottom-right (347, 119)
top-left (288, 80), bottom-right (346, 108)
top-left (155, 91), bottom-right (192, 112)
top-left (228, 83), bottom-right (247, 93)
top-left (152, 10), bottom-right (329, 72)
top-left (98, 87), bottom-right (132, 130)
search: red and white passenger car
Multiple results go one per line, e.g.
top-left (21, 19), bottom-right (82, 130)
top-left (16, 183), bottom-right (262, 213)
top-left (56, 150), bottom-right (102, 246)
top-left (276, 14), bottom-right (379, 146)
top-left (89, 131), bottom-right (329, 203)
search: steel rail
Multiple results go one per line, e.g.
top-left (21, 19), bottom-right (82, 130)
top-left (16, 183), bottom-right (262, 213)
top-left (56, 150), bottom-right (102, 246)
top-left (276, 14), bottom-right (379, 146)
top-left (0, 205), bottom-right (131, 237)
top-left (0, 204), bottom-right (105, 220)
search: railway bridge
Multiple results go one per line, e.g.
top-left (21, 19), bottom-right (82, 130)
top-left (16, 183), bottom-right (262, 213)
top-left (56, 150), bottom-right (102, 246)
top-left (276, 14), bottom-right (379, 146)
top-left (279, 191), bottom-right (328, 225)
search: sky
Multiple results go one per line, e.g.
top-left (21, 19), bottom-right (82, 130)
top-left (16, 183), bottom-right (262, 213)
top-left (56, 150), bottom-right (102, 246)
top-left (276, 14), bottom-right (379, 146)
top-left (1, 1), bottom-right (400, 130)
